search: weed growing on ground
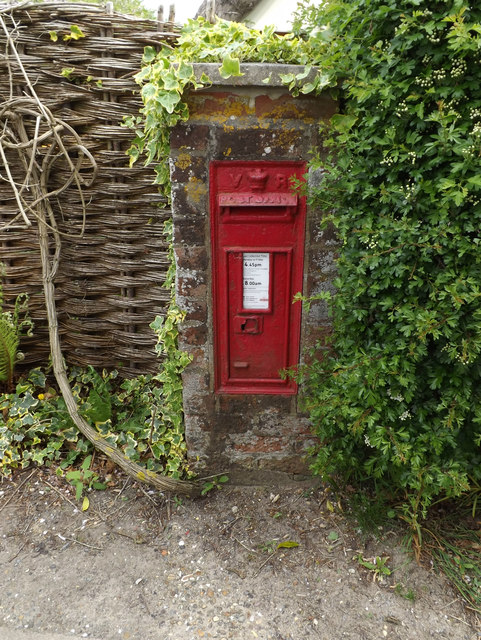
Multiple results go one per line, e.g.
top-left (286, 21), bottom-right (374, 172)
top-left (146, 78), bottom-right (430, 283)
top-left (356, 555), bottom-right (392, 582)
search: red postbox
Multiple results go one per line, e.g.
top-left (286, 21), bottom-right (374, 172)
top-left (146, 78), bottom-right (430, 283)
top-left (210, 160), bottom-right (306, 394)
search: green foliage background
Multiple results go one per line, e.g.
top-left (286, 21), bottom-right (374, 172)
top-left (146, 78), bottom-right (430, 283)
top-left (295, 0), bottom-right (481, 523)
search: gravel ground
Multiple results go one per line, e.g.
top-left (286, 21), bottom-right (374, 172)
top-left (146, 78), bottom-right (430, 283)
top-left (0, 468), bottom-right (480, 640)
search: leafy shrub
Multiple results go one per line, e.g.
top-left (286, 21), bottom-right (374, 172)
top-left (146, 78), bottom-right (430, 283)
top-left (0, 223), bottom-right (191, 478)
top-left (0, 364), bottom-right (189, 477)
top-left (0, 367), bottom-right (89, 472)
top-left (294, 0), bottom-right (481, 529)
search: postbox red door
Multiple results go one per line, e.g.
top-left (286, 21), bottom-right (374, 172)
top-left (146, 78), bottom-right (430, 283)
top-left (210, 161), bottom-right (306, 394)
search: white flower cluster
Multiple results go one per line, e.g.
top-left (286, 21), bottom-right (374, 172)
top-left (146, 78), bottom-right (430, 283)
top-left (451, 58), bottom-right (467, 78)
top-left (470, 107), bottom-right (481, 120)
top-left (437, 99), bottom-right (461, 119)
top-left (380, 155), bottom-right (395, 166)
top-left (395, 100), bottom-right (409, 117)
top-left (445, 98), bottom-right (460, 109)
top-left (387, 388), bottom-right (404, 402)
top-left (428, 35), bottom-right (441, 44)
top-left (401, 182), bottom-right (416, 200)
top-left (399, 410), bottom-right (412, 421)
top-left (472, 122), bottom-right (481, 136)
top-left (462, 143), bottom-right (477, 159)
top-left (364, 434), bottom-right (374, 448)
top-left (361, 234), bottom-right (379, 248)
top-left (441, 344), bottom-right (473, 365)
top-left (408, 151), bottom-right (416, 165)
top-left (417, 75), bottom-right (433, 88)
top-left (432, 68), bottom-right (447, 81)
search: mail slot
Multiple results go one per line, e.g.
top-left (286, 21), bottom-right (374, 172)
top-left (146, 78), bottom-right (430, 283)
top-left (210, 161), bottom-right (306, 394)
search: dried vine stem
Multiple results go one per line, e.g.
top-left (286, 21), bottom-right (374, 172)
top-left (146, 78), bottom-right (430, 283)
top-left (0, 9), bottom-right (199, 497)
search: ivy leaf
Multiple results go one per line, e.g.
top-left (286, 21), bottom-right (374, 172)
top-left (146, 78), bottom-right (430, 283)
top-left (177, 61), bottom-right (194, 81)
top-left (28, 368), bottom-right (46, 387)
top-left (300, 81), bottom-right (317, 94)
top-left (135, 66), bottom-right (151, 83)
top-left (163, 72), bottom-right (181, 91)
top-left (49, 30), bottom-right (58, 42)
top-left (143, 46), bottom-right (157, 63)
top-left (141, 83), bottom-right (157, 100)
top-left (158, 91), bottom-right (181, 114)
top-left (61, 67), bottom-right (75, 79)
top-left (279, 72), bottom-right (296, 84)
top-left (63, 25), bottom-right (85, 41)
top-left (84, 385), bottom-right (111, 423)
top-left (70, 25), bottom-right (85, 39)
top-left (308, 72), bottom-right (331, 93)
top-left (219, 55), bottom-right (242, 79)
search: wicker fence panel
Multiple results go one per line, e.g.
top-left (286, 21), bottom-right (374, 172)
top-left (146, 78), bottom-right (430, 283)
top-left (0, 3), bottom-right (178, 377)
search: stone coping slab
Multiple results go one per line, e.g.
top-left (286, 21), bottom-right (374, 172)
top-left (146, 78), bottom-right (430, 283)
top-left (192, 62), bottom-right (318, 87)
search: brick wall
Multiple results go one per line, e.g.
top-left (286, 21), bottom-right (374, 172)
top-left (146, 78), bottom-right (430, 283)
top-left (169, 64), bottom-right (337, 475)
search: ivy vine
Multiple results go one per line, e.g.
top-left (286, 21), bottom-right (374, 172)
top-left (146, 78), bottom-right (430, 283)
top-left (125, 17), bottom-right (321, 189)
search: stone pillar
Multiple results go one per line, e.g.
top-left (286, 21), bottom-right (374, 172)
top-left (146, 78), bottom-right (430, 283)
top-left (169, 63), bottom-right (337, 476)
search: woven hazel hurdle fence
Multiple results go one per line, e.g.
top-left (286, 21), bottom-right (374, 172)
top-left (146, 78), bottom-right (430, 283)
top-left (0, 3), bottom-right (180, 377)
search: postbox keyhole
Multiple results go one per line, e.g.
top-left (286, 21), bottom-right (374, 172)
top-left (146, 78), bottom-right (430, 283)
top-left (234, 315), bottom-right (263, 335)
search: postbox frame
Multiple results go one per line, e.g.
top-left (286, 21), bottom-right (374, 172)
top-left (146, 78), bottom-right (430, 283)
top-left (210, 160), bottom-right (306, 395)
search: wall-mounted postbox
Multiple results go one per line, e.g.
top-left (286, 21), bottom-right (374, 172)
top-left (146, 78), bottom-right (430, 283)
top-left (210, 161), bottom-right (306, 394)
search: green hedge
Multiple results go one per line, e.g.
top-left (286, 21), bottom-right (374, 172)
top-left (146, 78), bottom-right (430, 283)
top-left (295, 0), bottom-right (481, 526)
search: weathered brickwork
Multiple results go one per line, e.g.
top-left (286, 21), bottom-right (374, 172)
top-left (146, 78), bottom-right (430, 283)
top-left (169, 64), bottom-right (338, 475)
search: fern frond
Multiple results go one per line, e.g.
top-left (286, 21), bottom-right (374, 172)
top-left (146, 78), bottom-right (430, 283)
top-left (13, 293), bottom-right (34, 337)
top-left (0, 315), bottom-right (19, 384)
